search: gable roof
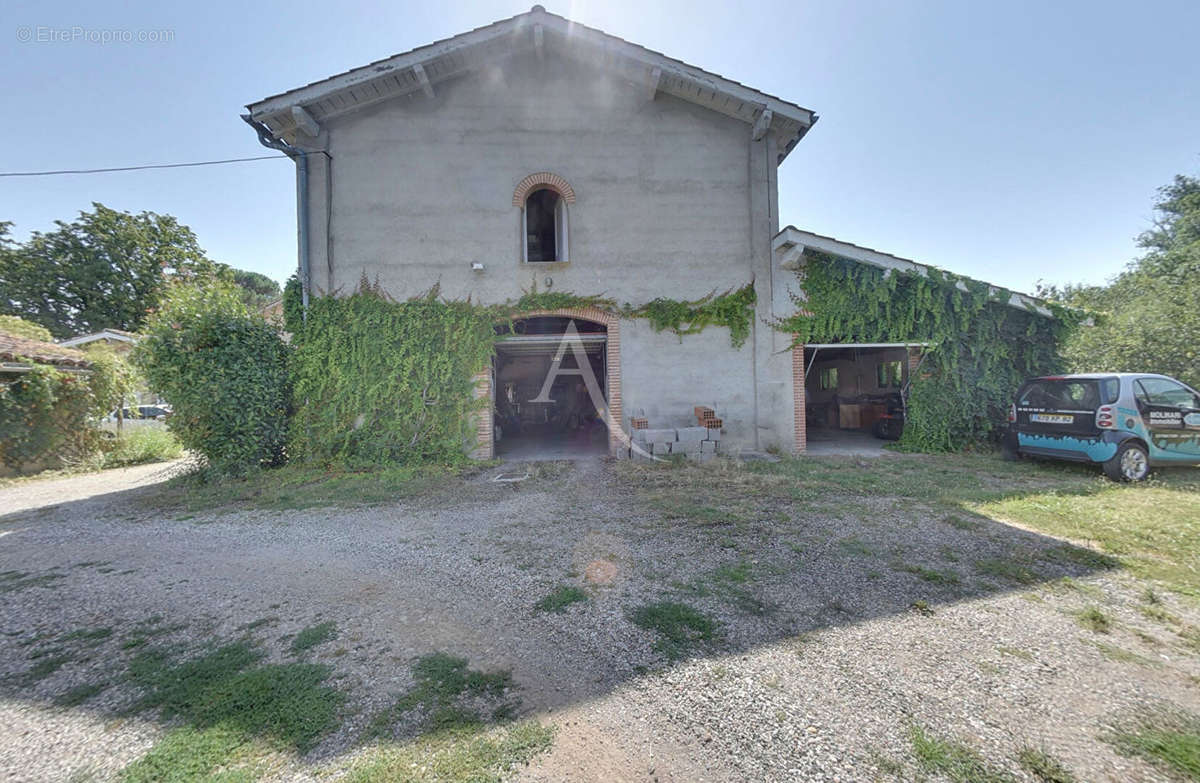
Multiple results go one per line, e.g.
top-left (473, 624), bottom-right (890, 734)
top-left (58, 329), bottom-right (139, 348)
top-left (773, 226), bottom-right (1055, 318)
top-left (0, 332), bottom-right (92, 369)
top-left (245, 6), bottom-right (817, 163)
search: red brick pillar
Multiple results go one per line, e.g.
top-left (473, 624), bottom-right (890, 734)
top-left (792, 341), bottom-right (807, 453)
top-left (471, 369), bottom-right (493, 460)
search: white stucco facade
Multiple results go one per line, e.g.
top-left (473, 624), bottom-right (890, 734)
top-left (246, 7), bottom-right (818, 455)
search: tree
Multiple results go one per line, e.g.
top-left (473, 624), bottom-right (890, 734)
top-left (1051, 174), bottom-right (1200, 388)
top-left (0, 204), bottom-right (217, 339)
top-left (227, 268), bottom-right (282, 310)
top-left (0, 314), bottom-right (54, 342)
top-left (135, 279), bottom-right (290, 476)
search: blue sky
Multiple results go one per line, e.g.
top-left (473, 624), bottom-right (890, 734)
top-left (2, 0), bottom-right (1197, 294)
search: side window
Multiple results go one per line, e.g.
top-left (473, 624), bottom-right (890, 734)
top-left (819, 367), bottom-right (839, 391)
top-left (1101, 377), bottom-right (1120, 404)
top-left (876, 360), bottom-right (903, 388)
top-left (1137, 378), bottom-right (1200, 408)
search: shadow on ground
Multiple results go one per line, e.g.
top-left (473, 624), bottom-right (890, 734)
top-left (0, 453), bottom-right (1195, 780)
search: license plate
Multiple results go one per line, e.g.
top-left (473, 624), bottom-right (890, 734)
top-left (1031, 413), bottom-right (1073, 424)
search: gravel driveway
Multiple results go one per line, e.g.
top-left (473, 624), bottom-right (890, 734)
top-left (0, 457), bottom-right (1197, 782)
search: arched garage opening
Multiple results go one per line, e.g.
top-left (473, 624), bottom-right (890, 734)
top-left (489, 310), bottom-right (621, 460)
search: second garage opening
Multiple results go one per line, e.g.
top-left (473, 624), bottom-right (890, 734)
top-left (804, 343), bottom-right (927, 455)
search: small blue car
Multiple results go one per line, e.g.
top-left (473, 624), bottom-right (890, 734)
top-left (1003, 373), bottom-right (1200, 481)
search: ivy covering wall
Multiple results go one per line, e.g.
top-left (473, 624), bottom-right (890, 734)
top-left (289, 282), bottom-right (498, 466)
top-left (776, 251), bottom-right (1079, 452)
top-left (283, 279), bottom-right (759, 465)
top-left (0, 365), bottom-right (97, 470)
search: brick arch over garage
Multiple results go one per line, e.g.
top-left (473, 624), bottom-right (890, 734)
top-left (512, 172), bottom-right (577, 206)
top-left (473, 306), bottom-right (622, 460)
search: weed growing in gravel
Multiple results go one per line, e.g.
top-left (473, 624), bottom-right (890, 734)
top-left (54, 681), bottom-right (110, 707)
top-left (0, 569), bottom-right (65, 594)
top-left (837, 537), bottom-right (873, 557)
top-left (368, 652), bottom-right (516, 739)
top-left (1017, 747), bottom-right (1077, 782)
top-left (908, 724), bottom-right (1017, 783)
top-left (61, 627), bottom-right (113, 645)
top-left (290, 621), bottom-right (338, 655)
top-left (122, 638), bottom-right (344, 782)
top-left (1103, 707), bottom-right (1200, 781)
top-left (1076, 607), bottom-right (1112, 633)
top-left (1088, 641), bottom-right (1157, 667)
top-left (894, 562), bottom-right (961, 585)
top-left (675, 560), bottom-right (772, 615)
top-left (345, 720), bottom-right (554, 783)
top-left (630, 601), bottom-right (719, 661)
top-left (974, 556), bottom-right (1041, 585)
top-left (533, 585), bottom-right (588, 614)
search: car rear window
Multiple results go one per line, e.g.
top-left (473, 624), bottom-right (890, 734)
top-left (1018, 379), bottom-right (1101, 410)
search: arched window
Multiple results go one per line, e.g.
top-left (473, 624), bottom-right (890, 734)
top-left (523, 187), bottom-right (569, 264)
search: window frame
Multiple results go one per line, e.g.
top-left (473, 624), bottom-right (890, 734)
top-left (522, 187), bottom-right (569, 264)
top-left (819, 367), bottom-right (839, 391)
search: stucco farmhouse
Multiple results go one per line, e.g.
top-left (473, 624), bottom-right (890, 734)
top-left (243, 6), bottom-right (1056, 460)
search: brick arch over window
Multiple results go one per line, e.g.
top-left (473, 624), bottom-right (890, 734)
top-left (512, 172), bottom-right (576, 206)
top-left (472, 307), bottom-right (622, 459)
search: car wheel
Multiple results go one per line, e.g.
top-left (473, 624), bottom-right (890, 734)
top-left (1001, 442), bottom-right (1020, 461)
top-left (1104, 441), bottom-right (1150, 482)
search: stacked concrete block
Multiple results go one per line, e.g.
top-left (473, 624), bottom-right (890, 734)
top-left (624, 423), bottom-right (723, 462)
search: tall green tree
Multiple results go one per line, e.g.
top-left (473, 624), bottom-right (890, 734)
top-left (227, 268), bottom-right (282, 310)
top-left (0, 203), bottom-right (217, 338)
top-left (1048, 175), bottom-right (1199, 388)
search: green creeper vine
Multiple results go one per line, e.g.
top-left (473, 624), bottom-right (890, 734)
top-left (288, 280), bottom-right (499, 466)
top-left (623, 284), bottom-right (757, 349)
top-left (775, 251), bottom-right (1082, 452)
top-left (284, 278), bottom-right (759, 465)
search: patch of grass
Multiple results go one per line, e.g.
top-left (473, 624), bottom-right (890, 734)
top-left (55, 681), bottom-right (110, 707)
top-left (629, 601), bottom-right (719, 660)
top-left (120, 725), bottom-right (265, 783)
top-left (908, 724), bottom-right (1017, 783)
top-left (126, 641), bottom-right (342, 753)
top-left (345, 721), bottom-right (554, 783)
top-left (974, 557), bottom-right (1041, 585)
top-left (676, 560), bottom-right (772, 615)
top-left (1089, 641), bottom-right (1157, 667)
top-left (290, 621), bottom-right (337, 655)
top-left (26, 653), bottom-right (74, 682)
top-left (1076, 606), bottom-right (1112, 633)
top-left (1104, 708), bottom-right (1200, 781)
top-left (973, 474), bottom-right (1200, 595)
top-left (0, 569), bottom-right (65, 594)
top-left (909, 600), bottom-right (934, 616)
top-left (368, 652), bottom-right (515, 739)
top-left (61, 627), bottom-right (113, 645)
top-left (138, 462), bottom-right (469, 513)
top-left (895, 562), bottom-right (960, 585)
top-left (532, 585), bottom-right (588, 614)
top-left (943, 514), bottom-right (978, 530)
top-left (96, 428), bottom-right (183, 469)
top-left (837, 537), bottom-right (873, 557)
top-left (1017, 747), bottom-right (1077, 783)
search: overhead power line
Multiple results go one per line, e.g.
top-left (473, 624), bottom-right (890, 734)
top-left (0, 154), bottom-right (295, 178)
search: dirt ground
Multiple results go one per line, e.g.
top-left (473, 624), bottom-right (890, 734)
top-left (0, 457), bottom-right (1197, 782)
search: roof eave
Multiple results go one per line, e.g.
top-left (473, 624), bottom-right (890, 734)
top-left (773, 226), bottom-right (1056, 318)
top-left (245, 8), bottom-right (815, 159)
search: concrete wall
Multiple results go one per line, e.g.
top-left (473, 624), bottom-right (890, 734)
top-left (304, 49), bottom-right (796, 453)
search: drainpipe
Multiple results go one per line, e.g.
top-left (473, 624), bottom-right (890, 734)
top-left (242, 114), bottom-right (310, 319)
